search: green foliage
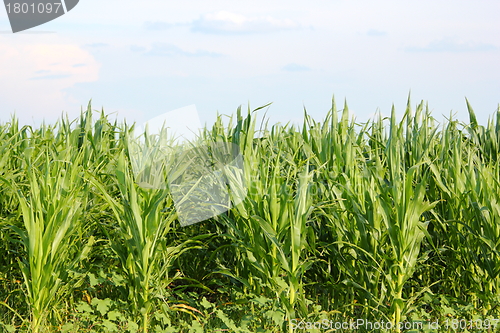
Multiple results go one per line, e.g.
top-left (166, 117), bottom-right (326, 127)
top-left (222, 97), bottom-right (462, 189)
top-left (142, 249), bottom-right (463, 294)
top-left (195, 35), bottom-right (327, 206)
top-left (1, 98), bottom-right (500, 332)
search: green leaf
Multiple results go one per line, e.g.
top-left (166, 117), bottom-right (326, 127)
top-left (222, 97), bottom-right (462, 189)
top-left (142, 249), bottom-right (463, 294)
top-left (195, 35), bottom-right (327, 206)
top-left (92, 297), bottom-right (112, 316)
top-left (76, 302), bottom-right (94, 313)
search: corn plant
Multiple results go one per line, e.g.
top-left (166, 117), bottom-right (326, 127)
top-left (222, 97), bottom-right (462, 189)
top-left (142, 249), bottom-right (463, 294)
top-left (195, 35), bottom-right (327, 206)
top-left (213, 109), bottom-right (316, 332)
top-left (0, 137), bottom-right (93, 333)
top-left (87, 124), bottom-right (211, 332)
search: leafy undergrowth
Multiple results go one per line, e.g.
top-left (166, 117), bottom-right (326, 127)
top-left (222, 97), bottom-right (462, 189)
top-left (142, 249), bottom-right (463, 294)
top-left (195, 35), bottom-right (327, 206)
top-left (2, 268), bottom-right (500, 332)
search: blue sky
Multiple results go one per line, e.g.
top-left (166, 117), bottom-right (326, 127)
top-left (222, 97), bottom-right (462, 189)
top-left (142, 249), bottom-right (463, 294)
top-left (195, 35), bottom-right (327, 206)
top-left (0, 0), bottom-right (499, 130)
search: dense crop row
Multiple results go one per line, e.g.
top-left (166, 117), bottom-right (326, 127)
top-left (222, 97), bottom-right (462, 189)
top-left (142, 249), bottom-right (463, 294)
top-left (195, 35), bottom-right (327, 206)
top-left (1, 98), bottom-right (500, 332)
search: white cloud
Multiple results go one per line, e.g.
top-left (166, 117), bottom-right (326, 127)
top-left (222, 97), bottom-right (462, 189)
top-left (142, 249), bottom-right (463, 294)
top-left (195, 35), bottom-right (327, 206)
top-left (143, 21), bottom-right (175, 30)
top-left (0, 42), bottom-right (100, 123)
top-left (144, 43), bottom-right (223, 57)
top-left (406, 37), bottom-right (498, 53)
top-left (130, 45), bottom-right (147, 52)
top-left (85, 43), bottom-right (108, 48)
top-left (0, 43), bottom-right (99, 81)
top-left (282, 63), bottom-right (311, 72)
top-left (191, 11), bottom-right (300, 34)
top-left (143, 21), bottom-right (189, 31)
top-left (366, 29), bottom-right (387, 37)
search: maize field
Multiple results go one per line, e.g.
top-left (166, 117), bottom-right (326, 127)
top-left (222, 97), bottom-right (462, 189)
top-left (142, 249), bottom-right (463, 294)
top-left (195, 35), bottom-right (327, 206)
top-left (1, 97), bottom-right (500, 332)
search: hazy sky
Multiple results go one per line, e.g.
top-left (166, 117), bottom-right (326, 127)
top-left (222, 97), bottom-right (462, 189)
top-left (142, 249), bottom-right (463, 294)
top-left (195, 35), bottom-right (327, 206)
top-left (1, 0), bottom-right (499, 130)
